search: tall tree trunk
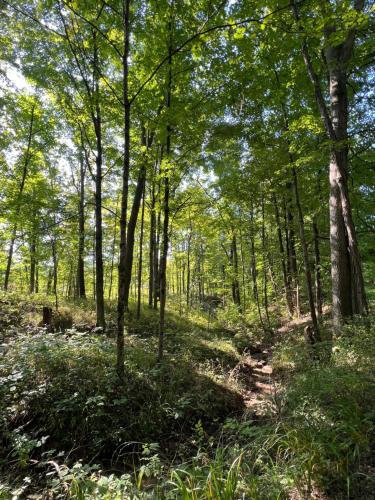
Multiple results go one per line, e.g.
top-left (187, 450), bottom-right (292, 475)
top-left (230, 234), bottom-right (241, 310)
top-left (52, 238), bottom-right (58, 298)
top-left (29, 238), bottom-right (36, 294)
top-left (313, 216), bottom-right (323, 319)
top-left (51, 237), bottom-right (58, 310)
top-left (261, 197), bottom-right (270, 327)
top-left (272, 192), bottom-right (293, 316)
top-left (4, 234), bottom-right (16, 292)
top-left (117, 0), bottom-right (131, 378)
top-left (46, 269), bottom-right (52, 295)
top-left (93, 33), bottom-right (105, 329)
top-left (148, 171), bottom-right (156, 308)
top-left (122, 158), bottom-right (147, 312)
top-left (4, 104), bottom-right (35, 291)
top-left (250, 209), bottom-right (264, 328)
top-left (197, 247), bottom-right (203, 301)
top-left (292, 0), bottom-right (367, 326)
top-left (200, 244), bottom-right (205, 300)
top-left (92, 237), bottom-right (96, 300)
top-left (328, 66), bottom-right (367, 323)
top-left (153, 203), bottom-right (161, 309)
top-left (122, 128), bottom-right (154, 314)
top-left (76, 147), bottom-right (86, 298)
top-left (186, 222), bottom-right (192, 309)
top-left (35, 263), bottom-right (39, 294)
top-left (291, 167), bottom-right (321, 341)
top-left (137, 184), bottom-right (146, 319)
top-left (108, 197), bottom-right (119, 301)
top-left (239, 227), bottom-right (246, 312)
top-left (158, 18), bottom-right (173, 363)
top-left (285, 186), bottom-right (299, 315)
top-left (268, 251), bottom-right (278, 297)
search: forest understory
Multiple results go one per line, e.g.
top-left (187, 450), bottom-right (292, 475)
top-left (1, 293), bottom-right (374, 499)
top-left (1, 0), bottom-right (374, 498)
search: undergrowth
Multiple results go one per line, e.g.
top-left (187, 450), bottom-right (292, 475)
top-left (0, 294), bottom-right (374, 498)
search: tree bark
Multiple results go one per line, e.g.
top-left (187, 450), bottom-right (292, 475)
top-left (122, 161), bottom-right (147, 312)
top-left (239, 227), bottom-right (247, 312)
top-left (230, 234), bottom-right (241, 310)
top-left (292, 0), bottom-right (367, 326)
top-left (52, 238), bottom-right (58, 300)
top-left (158, 18), bottom-right (173, 363)
top-left (35, 262), bottom-right (39, 294)
top-left (29, 238), bottom-right (36, 294)
top-left (93, 32), bottom-right (105, 329)
top-left (153, 201), bottom-right (161, 309)
top-left (250, 209), bottom-right (264, 328)
top-left (261, 197), bottom-right (270, 327)
top-left (4, 104), bottom-right (35, 291)
top-left (148, 170), bottom-right (156, 308)
top-left (292, 167), bottom-right (321, 341)
top-left (76, 146), bottom-right (86, 299)
top-left (313, 216), bottom-right (323, 319)
top-left (117, 0), bottom-right (131, 378)
top-left (108, 197), bottom-right (119, 301)
top-left (186, 221), bottom-right (192, 309)
top-left (272, 192), bottom-right (293, 316)
top-left (285, 186), bottom-right (299, 315)
top-left (137, 183), bottom-right (146, 319)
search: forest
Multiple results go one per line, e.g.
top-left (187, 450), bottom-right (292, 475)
top-left (0, 0), bottom-right (374, 498)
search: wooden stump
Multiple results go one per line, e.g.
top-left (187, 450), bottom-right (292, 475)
top-left (42, 306), bottom-right (53, 331)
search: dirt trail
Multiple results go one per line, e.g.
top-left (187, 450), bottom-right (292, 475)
top-left (234, 346), bottom-right (276, 415)
top-left (236, 309), bottom-right (329, 415)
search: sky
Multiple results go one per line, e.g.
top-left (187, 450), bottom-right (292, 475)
top-left (5, 64), bottom-right (32, 92)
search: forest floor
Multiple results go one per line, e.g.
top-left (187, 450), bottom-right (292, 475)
top-left (0, 293), bottom-right (374, 499)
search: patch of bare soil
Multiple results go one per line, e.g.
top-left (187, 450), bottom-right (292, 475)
top-left (234, 306), bottom-right (332, 416)
top-left (233, 345), bottom-right (277, 416)
top-left (276, 305), bottom-right (331, 334)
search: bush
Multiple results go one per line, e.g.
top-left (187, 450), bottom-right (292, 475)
top-left (0, 330), bottom-right (242, 475)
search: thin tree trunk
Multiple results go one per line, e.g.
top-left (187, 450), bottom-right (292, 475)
top-left (35, 263), bottom-right (39, 294)
top-left (186, 223), bottom-right (192, 309)
top-left (46, 269), bottom-right (52, 294)
top-left (92, 33), bottom-right (105, 329)
top-left (272, 193), bottom-right (293, 315)
top-left (197, 248), bottom-right (203, 301)
top-left (4, 104), bottom-right (35, 291)
top-left (121, 167), bottom-right (146, 312)
top-left (250, 210), bottom-right (264, 328)
top-left (230, 234), bottom-right (241, 310)
top-left (261, 197), bottom-right (270, 327)
top-left (148, 171), bottom-right (156, 307)
top-left (153, 204), bottom-right (161, 309)
top-left (286, 187), bottom-right (299, 314)
top-left (92, 238), bottom-right (96, 300)
top-left (268, 252), bottom-right (278, 297)
top-left (117, 0), bottom-right (131, 378)
top-left (4, 234), bottom-right (16, 292)
top-left (137, 179), bottom-right (146, 318)
top-left (122, 128), bottom-right (153, 315)
top-left (108, 197), bottom-right (119, 301)
top-left (313, 216), bottom-right (323, 319)
top-left (182, 261), bottom-right (186, 294)
top-left (29, 238), bottom-right (36, 294)
top-left (52, 239), bottom-right (58, 298)
top-left (76, 146), bottom-right (86, 298)
top-left (239, 227), bottom-right (246, 312)
top-left (158, 18), bottom-right (173, 363)
top-left (291, 167), bottom-right (321, 341)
